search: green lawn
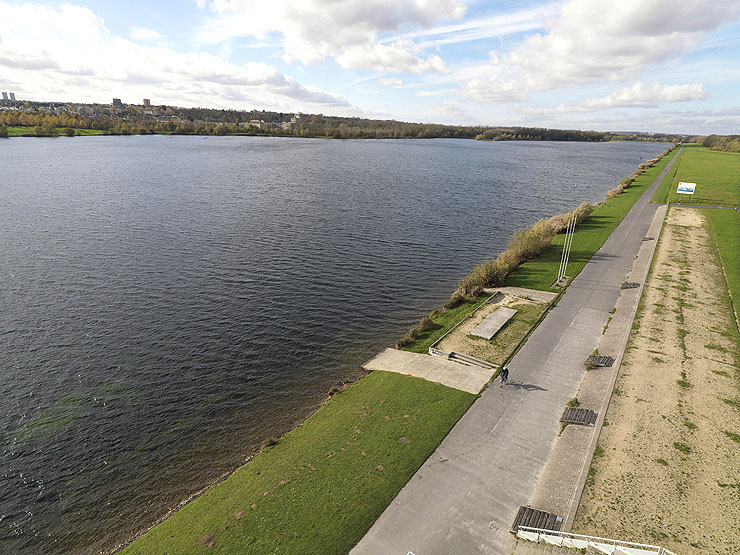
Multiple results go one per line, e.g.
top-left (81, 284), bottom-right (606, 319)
top-left (122, 371), bottom-right (474, 554)
top-left (704, 208), bottom-right (740, 331)
top-left (504, 148), bottom-right (679, 291)
top-left (400, 294), bottom-right (492, 354)
top-left (651, 144), bottom-right (740, 206)
top-left (5, 126), bottom-right (106, 136)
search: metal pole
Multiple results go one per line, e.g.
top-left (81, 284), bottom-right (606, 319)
top-left (562, 213), bottom-right (576, 279)
top-left (559, 214), bottom-right (574, 281)
top-left (558, 214), bottom-right (573, 281)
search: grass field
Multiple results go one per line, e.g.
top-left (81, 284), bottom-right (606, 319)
top-left (504, 147), bottom-right (678, 291)
top-left (651, 144), bottom-right (740, 206)
top-left (400, 293), bottom-right (491, 354)
top-left (122, 371), bottom-right (474, 554)
top-left (5, 126), bottom-right (106, 137)
top-left (704, 208), bottom-right (740, 329)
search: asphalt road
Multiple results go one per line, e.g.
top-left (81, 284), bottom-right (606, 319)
top-left (352, 150), bottom-right (681, 555)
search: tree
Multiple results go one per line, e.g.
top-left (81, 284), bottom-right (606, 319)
top-left (0, 125), bottom-right (8, 138)
top-left (64, 127), bottom-right (75, 137)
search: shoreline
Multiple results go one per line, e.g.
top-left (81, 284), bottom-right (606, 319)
top-left (119, 145), bottom-right (679, 553)
top-left (1, 125), bottom-right (678, 143)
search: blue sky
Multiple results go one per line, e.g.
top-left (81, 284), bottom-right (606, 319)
top-left (2, 0), bottom-right (740, 133)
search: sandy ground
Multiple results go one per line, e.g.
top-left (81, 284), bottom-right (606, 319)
top-left (573, 208), bottom-right (740, 554)
top-left (437, 295), bottom-right (545, 366)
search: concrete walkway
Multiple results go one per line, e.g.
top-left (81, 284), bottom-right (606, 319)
top-left (483, 286), bottom-right (558, 305)
top-left (363, 348), bottom-right (493, 394)
top-left (352, 151), bottom-right (681, 555)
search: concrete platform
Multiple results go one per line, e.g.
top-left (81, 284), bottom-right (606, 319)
top-left (472, 306), bottom-right (518, 339)
top-left (484, 286), bottom-right (559, 305)
top-left (362, 348), bottom-right (493, 394)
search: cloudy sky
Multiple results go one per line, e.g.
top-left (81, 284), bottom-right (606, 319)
top-left (1, 0), bottom-right (740, 133)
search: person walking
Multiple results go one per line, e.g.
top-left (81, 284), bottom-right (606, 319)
top-left (500, 365), bottom-right (509, 387)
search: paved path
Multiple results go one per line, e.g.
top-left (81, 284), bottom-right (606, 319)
top-left (352, 151), bottom-right (681, 555)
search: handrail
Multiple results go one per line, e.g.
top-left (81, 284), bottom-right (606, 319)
top-left (517, 526), bottom-right (677, 554)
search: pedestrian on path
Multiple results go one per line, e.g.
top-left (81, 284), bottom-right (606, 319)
top-left (500, 365), bottom-right (509, 387)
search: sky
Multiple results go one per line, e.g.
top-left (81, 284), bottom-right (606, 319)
top-left (1, 0), bottom-right (740, 134)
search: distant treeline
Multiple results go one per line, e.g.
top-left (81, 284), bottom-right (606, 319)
top-left (0, 101), bottom-right (682, 142)
top-left (475, 127), bottom-right (607, 142)
top-left (697, 134), bottom-right (740, 153)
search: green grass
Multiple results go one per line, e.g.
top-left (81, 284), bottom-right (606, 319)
top-left (724, 431), bottom-right (740, 443)
top-left (400, 294), bottom-right (490, 354)
top-left (5, 126), bottom-right (106, 137)
top-left (505, 148), bottom-right (678, 291)
top-left (123, 371), bottom-right (474, 554)
top-left (652, 144), bottom-right (740, 206)
top-left (704, 208), bottom-right (740, 332)
top-left (673, 442), bottom-right (691, 454)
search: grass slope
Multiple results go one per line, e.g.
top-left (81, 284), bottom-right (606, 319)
top-left (123, 371), bottom-right (474, 554)
top-left (5, 126), bottom-right (106, 137)
top-left (651, 144), bottom-right (740, 206)
top-left (504, 148), bottom-right (678, 291)
top-left (400, 294), bottom-right (491, 354)
top-left (704, 208), bottom-right (740, 330)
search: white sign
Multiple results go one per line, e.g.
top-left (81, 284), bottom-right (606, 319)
top-left (677, 181), bottom-right (696, 195)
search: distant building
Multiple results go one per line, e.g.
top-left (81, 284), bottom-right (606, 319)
top-left (248, 119), bottom-right (262, 128)
top-left (112, 98), bottom-right (123, 106)
top-left (9, 92), bottom-right (16, 101)
top-left (1, 92), bottom-right (7, 100)
top-left (143, 98), bottom-right (151, 107)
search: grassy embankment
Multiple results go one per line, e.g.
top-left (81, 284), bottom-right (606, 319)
top-left (124, 145), bottom-right (677, 553)
top-left (704, 207), bottom-right (740, 329)
top-left (122, 371), bottom-right (474, 554)
top-left (651, 144), bottom-right (740, 206)
top-left (4, 126), bottom-right (106, 137)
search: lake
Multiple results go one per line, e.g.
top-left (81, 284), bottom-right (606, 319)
top-left (0, 136), bottom-right (666, 552)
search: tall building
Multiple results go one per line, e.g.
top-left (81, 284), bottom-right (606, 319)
top-left (9, 92), bottom-right (16, 101)
top-left (143, 98), bottom-right (151, 107)
top-left (1, 92), bottom-right (7, 100)
top-left (112, 98), bottom-right (123, 106)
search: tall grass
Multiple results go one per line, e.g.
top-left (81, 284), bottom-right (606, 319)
top-left (455, 202), bottom-right (594, 294)
top-left (607, 145), bottom-right (675, 200)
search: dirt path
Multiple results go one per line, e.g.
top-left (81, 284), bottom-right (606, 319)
top-left (573, 208), bottom-right (740, 554)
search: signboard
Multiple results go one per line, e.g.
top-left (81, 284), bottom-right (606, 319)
top-left (677, 181), bottom-right (696, 195)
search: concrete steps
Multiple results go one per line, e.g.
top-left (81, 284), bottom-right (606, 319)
top-left (448, 351), bottom-right (497, 370)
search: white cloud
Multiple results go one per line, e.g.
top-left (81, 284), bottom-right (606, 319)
top-left (197, 0), bottom-right (466, 72)
top-left (522, 82), bottom-right (709, 114)
top-left (460, 0), bottom-right (740, 102)
top-left (336, 41), bottom-right (448, 73)
top-left (459, 76), bottom-right (528, 102)
top-left (0, 1), bottom-right (353, 111)
top-left (379, 77), bottom-right (403, 87)
top-left (130, 27), bottom-right (164, 42)
top-left (582, 82), bottom-right (708, 109)
top-left (429, 101), bottom-right (477, 124)
top-left (397, 3), bottom-right (559, 48)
